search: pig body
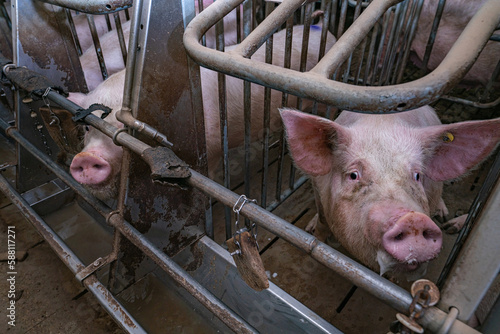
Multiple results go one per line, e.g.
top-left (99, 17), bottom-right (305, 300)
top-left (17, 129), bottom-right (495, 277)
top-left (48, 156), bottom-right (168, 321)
top-left (69, 24), bottom-right (336, 198)
top-left (281, 106), bottom-right (500, 279)
top-left (68, 70), bottom-right (125, 200)
top-left (80, 19), bottom-right (131, 91)
top-left (71, 11), bottom-right (128, 54)
top-left (196, 0), bottom-right (242, 49)
top-left (411, 0), bottom-right (500, 85)
top-left (202, 24), bottom-right (336, 173)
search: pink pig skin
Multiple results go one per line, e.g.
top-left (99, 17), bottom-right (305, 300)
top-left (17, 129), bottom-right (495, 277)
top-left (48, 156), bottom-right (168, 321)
top-left (69, 24), bottom-right (336, 199)
top-left (411, 0), bottom-right (500, 86)
top-left (280, 106), bottom-right (500, 279)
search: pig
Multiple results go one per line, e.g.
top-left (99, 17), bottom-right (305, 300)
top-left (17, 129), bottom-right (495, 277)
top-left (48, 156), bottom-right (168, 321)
top-left (71, 11), bottom-right (128, 54)
top-left (68, 70), bottom-right (125, 200)
top-left (280, 106), bottom-right (500, 279)
top-left (202, 24), bottom-right (337, 174)
top-left (68, 24), bottom-right (336, 198)
top-left (80, 19), bottom-right (131, 91)
top-left (411, 0), bottom-right (500, 85)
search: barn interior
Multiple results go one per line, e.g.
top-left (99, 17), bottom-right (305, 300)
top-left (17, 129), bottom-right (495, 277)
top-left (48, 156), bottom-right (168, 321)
top-left (0, 0), bottom-right (499, 333)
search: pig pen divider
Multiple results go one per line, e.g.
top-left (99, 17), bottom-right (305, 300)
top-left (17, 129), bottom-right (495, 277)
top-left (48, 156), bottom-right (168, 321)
top-left (184, 0), bottom-right (500, 111)
top-left (0, 62), bottom-right (480, 331)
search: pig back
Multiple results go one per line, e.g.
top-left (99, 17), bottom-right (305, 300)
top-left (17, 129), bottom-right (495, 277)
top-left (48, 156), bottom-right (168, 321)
top-left (202, 25), bottom-right (336, 163)
top-left (334, 106), bottom-right (442, 128)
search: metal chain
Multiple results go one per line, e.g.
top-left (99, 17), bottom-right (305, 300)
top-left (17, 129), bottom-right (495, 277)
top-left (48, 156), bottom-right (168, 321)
top-left (29, 109), bottom-right (52, 157)
top-left (42, 87), bottom-right (70, 149)
top-left (229, 195), bottom-right (257, 256)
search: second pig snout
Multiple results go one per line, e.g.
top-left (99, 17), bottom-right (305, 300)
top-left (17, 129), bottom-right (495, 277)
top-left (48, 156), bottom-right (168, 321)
top-left (70, 151), bottom-right (113, 185)
top-left (382, 211), bottom-right (442, 267)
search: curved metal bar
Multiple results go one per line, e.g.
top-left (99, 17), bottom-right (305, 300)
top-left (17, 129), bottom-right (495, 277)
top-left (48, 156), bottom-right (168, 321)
top-left (36, 0), bottom-right (132, 14)
top-left (184, 0), bottom-right (500, 113)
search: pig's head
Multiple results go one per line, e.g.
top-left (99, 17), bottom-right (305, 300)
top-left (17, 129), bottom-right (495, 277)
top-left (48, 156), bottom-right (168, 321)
top-left (281, 108), bottom-right (500, 279)
top-left (68, 93), bottom-right (124, 201)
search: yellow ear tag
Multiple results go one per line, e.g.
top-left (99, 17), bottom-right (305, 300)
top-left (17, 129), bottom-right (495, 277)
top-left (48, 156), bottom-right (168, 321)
top-left (442, 132), bottom-right (454, 142)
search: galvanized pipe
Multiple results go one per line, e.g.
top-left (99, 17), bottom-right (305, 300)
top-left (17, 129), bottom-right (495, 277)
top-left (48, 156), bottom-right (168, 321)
top-left (0, 118), bottom-right (258, 334)
top-left (184, 0), bottom-right (500, 112)
top-left (186, 169), bottom-right (479, 334)
top-left (114, 0), bottom-right (173, 148)
top-left (0, 173), bottom-right (146, 334)
top-left (36, 0), bottom-right (133, 14)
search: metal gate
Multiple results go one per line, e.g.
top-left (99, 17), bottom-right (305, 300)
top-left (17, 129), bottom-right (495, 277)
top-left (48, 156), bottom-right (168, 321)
top-left (0, 0), bottom-right (499, 333)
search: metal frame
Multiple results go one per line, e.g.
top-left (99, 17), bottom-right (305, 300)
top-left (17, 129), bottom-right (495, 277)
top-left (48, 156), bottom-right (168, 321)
top-left (184, 0), bottom-right (500, 112)
top-left (1, 0), bottom-right (499, 332)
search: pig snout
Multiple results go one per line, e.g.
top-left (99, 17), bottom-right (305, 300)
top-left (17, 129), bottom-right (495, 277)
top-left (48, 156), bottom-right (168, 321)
top-left (70, 151), bottom-right (113, 185)
top-left (382, 212), bottom-right (442, 269)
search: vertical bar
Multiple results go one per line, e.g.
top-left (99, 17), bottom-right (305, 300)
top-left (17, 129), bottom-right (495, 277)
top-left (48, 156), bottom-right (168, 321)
top-left (421, 0), bottom-right (447, 72)
top-left (260, 1), bottom-right (273, 209)
top-left (113, 12), bottom-right (127, 66)
top-left (65, 9), bottom-right (82, 56)
top-left (87, 14), bottom-right (108, 81)
top-left (105, 13), bottom-right (112, 31)
top-left (274, 17), bottom-right (293, 202)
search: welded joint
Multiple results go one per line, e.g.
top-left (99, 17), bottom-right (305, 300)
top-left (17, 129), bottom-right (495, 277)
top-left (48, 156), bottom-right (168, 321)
top-left (437, 307), bottom-right (459, 334)
top-left (106, 210), bottom-right (122, 226)
top-left (76, 252), bottom-right (118, 283)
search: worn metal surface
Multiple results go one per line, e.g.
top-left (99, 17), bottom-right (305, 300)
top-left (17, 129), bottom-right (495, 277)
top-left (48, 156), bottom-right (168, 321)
top-left (36, 0), bottom-right (132, 14)
top-left (120, 0), bottom-right (208, 264)
top-left (0, 117), bottom-right (257, 333)
top-left (184, 0), bottom-right (500, 112)
top-left (179, 235), bottom-right (342, 333)
top-left (438, 172), bottom-right (500, 322)
top-left (0, 173), bottom-right (146, 333)
top-left (11, 0), bottom-right (87, 193)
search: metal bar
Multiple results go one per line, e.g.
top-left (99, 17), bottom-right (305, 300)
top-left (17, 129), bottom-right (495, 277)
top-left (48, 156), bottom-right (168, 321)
top-left (186, 168), bottom-right (479, 334)
top-left (0, 173), bottom-right (145, 333)
top-left (0, 118), bottom-right (258, 334)
top-left (65, 9), bottom-right (82, 56)
top-left (421, 0), bottom-right (447, 72)
top-left (113, 12), bottom-right (127, 66)
top-left (438, 159), bottom-right (500, 322)
top-left (36, 0), bottom-right (133, 14)
top-left (87, 14), bottom-right (108, 81)
top-left (184, 0), bottom-right (500, 112)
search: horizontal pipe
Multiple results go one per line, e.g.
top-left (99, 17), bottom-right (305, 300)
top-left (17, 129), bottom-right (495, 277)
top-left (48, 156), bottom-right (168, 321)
top-left (0, 173), bottom-right (146, 333)
top-left (184, 0), bottom-right (500, 112)
top-left (0, 118), bottom-right (257, 334)
top-left (36, 0), bottom-right (133, 14)
top-left (0, 108), bottom-right (479, 332)
top-left (186, 169), bottom-right (480, 334)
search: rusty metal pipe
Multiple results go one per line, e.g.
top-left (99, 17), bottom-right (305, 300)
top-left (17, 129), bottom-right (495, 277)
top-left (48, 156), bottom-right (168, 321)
top-left (184, 0), bottom-right (500, 112)
top-left (36, 0), bottom-right (133, 14)
top-left (114, 0), bottom-right (173, 148)
top-left (186, 169), bottom-right (479, 334)
top-left (0, 173), bottom-right (146, 333)
top-left (0, 118), bottom-right (257, 334)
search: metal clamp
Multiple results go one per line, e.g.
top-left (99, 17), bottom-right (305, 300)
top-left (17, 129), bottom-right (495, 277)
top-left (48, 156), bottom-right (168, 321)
top-left (106, 210), bottom-right (121, 226)
top-left (396, 279), bottom-right (440, 334)
top-left (230, 195), bottom-right (257, 256)
top-left (75, 253), bottom-right (118, 283)
top-left (112, 127), bottom-right (128, 146)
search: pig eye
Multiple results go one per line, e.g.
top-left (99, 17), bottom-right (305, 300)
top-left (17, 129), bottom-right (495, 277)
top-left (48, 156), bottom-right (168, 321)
top-left (349, 171), bottom-right (360, 181)
top-left (413, 172), bottom-right (421, 182)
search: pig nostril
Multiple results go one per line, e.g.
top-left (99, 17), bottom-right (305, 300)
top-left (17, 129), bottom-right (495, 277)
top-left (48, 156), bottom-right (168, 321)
top-left (394, 233), bottom-right (404, 241)
top-left (93, 164), bottom-right (103, 170)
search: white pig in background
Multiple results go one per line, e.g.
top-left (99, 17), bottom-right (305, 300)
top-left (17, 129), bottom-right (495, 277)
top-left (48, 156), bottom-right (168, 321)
top-left (68, 71), bottom-right (125, 200)
top-left (195, 0), bottom-right (242, 49)
top-left (80, 19), bottom-right (131, 91)
top-left (68, 24), bottom-right (336, 199)
top-left (203, 24), bottom-right (336, 173)
top-left (71, 11), bottom-right (129, 54)
top-left (411, 0), bottom-right (500, 85)
top-left (280, 107), bottom-right (500, 280)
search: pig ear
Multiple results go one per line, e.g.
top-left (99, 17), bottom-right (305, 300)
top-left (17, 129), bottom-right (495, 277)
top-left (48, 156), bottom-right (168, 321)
top-left (419, 118), bottom-right (500, 181)
top-left (280, 108), bottom-right (350, 176)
